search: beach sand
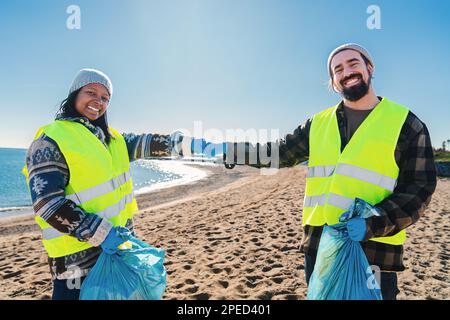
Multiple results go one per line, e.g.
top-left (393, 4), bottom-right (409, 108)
top-left (0, 165), bottom-right (448, 300)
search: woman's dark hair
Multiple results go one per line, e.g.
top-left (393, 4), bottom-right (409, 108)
top-left (56, 88), bottom-right (111, 144)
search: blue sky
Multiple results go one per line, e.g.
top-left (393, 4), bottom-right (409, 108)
top-left (0, 0), bottom-right (449, 148)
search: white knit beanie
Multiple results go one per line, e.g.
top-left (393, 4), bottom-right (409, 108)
top-left (69, 68), bottom-right (113, 96)
top-left (327, 43), bottom-right (374, 77)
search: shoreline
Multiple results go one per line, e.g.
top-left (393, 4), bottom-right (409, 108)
top-left (0, 207), bottom-right (34, 219)
top-left (133, 160), bottom-right (213, 196)
top-left (0, 160), bottom-right (220, 221)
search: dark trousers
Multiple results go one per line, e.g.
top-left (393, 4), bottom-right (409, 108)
top-left (304, 251), bottom-right (400, 300)
top-left (52, 276), bottom-right (86, 300)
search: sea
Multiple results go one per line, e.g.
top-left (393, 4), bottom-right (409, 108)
top-left (0, 147), bottom-right (212, 218)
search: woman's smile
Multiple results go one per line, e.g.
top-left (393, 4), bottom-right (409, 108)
top-left (85, 104), bottom-right (102, 118)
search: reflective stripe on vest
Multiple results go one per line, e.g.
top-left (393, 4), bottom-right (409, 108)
top-left (42, 227), bottom-right (64, 241)
top-left (42, 192), bottom-right (134, 240)
top-left (307, 163), bottom-right (397, 191)
top-left (303, 97), bottom-right (409, 246)
top-left (307, 165), bottom-right (335, 178)
top-left (327, 193), bottom-right (354, 210)
top-left (66, 170), bottom-right (131, 205)
top-left (304, 193), bottom-right (354, 210)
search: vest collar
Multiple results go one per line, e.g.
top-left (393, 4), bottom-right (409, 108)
top-left (55, 115), bottom-right (116, 145)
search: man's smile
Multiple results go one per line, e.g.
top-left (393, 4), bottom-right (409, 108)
top-left (342, 75), bottom-right (362, 87)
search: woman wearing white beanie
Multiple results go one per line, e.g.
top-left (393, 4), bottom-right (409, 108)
top-left (23, 68), bottom-right (185, 300)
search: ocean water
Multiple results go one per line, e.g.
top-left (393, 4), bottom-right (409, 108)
top-left (0, 148), bottom-right (30, 209)
top-left (0, 148), bottom-right (209, 212)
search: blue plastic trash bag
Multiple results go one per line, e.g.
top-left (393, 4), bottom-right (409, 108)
top-left (307, 198), bottom-right (383, 300)
top-left (80, 231), bottom-right (166, 300)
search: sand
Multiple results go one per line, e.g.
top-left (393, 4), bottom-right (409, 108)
top-left (0, 164), bottom-right (448, 300)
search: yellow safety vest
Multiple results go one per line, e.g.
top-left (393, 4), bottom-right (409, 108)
top-left (302, 97), bottom-right (409, 245)
top-left (22, 120), bottom-right (138, 258)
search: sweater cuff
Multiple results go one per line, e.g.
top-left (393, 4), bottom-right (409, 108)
top-left (88, 218), bottom-right (113, 247)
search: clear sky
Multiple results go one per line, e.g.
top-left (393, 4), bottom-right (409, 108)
top-left (0, 0), bottom-right (449, 148)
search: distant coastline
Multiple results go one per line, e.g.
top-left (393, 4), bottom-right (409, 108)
top-left (0, 158), bottom-right (214, 219)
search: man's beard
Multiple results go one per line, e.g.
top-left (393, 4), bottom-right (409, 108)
top-left (340, 73), bottom-right (371, 102)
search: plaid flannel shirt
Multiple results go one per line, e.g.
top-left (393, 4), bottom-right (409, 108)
top-left (230, 99), bottom-right (437, 271)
